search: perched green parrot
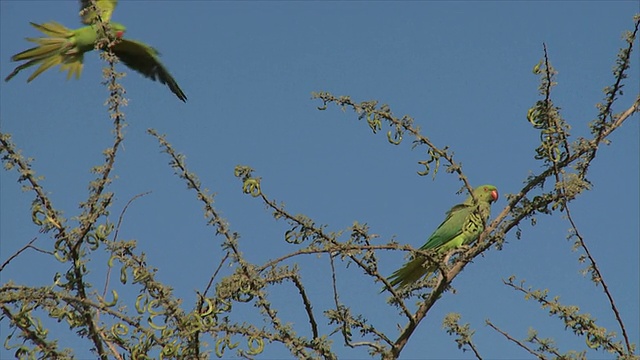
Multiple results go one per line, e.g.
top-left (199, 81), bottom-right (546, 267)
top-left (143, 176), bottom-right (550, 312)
top-left (388, 184), bottom-right (498, 289)
top-left (5, 0), bottom-right (187, 102)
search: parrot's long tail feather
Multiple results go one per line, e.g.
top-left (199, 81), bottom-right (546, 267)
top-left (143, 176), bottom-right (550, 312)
top-left (5, 22), bottom-right (83, 82)
top-left (387, 256), bottom-right (437, 290)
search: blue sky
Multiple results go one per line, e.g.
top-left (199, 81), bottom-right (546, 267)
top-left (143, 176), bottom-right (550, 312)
top-left (1, 1), bottom-right (638, 359)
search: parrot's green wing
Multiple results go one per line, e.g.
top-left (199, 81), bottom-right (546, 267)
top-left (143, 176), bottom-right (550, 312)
top-left (80, 0), bottom-right (118, 24)
top-left (112, 39), bottom-right (187, 102)
top-left (419, 204), bottom-right (472, 250)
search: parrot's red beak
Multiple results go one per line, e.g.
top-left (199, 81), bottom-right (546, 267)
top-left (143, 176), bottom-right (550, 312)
top-left (116, 31), bottom-right (124, 38)
top-left (491, 190), bottom-right (499, 202)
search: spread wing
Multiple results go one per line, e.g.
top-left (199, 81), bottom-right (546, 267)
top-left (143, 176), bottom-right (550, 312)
top-left (80, 0), bottom-right (118, 24)
top-left (112, 39), bottom-right (187, 102)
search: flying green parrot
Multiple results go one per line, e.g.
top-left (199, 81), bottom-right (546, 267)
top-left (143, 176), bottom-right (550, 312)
top-left (388, 184), bottom-right (499, 289)
top-left (5, 0), bottom-right (187, 102)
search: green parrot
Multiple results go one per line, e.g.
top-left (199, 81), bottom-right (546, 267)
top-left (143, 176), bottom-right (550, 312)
top-left (388, 184), bottom-right (498, 289)
top-left (5, 0), bottom-right (187, 102)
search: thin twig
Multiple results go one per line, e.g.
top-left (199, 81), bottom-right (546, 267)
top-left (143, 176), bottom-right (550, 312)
top-left (0, 238), bottom-right (50, 272)
top-left (202, 251), bottom-right (230, 298)
top-left (329, 254), bottom-right (347, 345)
top-left (486, 320), bottom-right (546, 359)
top-left (291, 273), bottom-right (320, 339)
top-left (102, 191), bottom-right (151, 298)
top-left (564, 205), bottom-right (631, 351)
